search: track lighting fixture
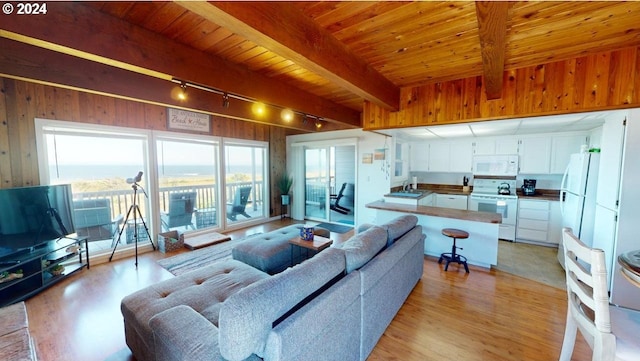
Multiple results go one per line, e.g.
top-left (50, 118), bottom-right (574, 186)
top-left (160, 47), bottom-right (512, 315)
top-left (281, 108), bottom-right (294, 122)
top-left (222, 93), bottom-right (230, 108)
top-left (177, 82), bottom-right (187, 101)
top-left (170, 78), bottom-right (327, 130)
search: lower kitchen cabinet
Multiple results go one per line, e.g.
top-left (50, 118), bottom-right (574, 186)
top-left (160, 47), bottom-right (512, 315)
top-left (517, 199), bottom-right (558, 245)
top-left (435, 194), bottom-right (468, 210)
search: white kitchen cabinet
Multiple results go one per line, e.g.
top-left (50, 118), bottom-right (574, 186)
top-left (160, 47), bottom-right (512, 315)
top-left (449, 140), bottom-right (473, 172)
top-left (419, 193), bottom-right (434, 206)
top-left (548, 200), bottom-right (562, 245)
top-left (495, 138), bottom-right (519, 155)
top-left (473, 139), bottom-right (496, 155)
top-left (435, 194), bottom-right (468, 210)
top-left (473, 138), bottom-right (518, 155)
top-left (518, 137), bottom-right (551, 174)
top-left (428, 141), bottom-right (450, 172)
top-left (517, 199), bottom-right (551, 244)
top-left (550, 135), bottom-right (589, 174)
top-left (596, 115), bottom-right (626, 210)
top-left (409, 141), bottom-right (429, 172)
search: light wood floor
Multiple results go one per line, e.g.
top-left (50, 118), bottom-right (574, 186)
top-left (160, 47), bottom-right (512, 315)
top-left (24, 219), bottom-right (591, 361)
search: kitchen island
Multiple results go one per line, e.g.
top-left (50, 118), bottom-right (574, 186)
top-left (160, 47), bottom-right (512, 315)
top-left (366, 200), bottom-right (502, 268)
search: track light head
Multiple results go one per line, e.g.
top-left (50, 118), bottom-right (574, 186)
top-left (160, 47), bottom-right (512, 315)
top-left (281, 108), bottom-right (294, 122)
top-left (178, 82), bottom-right (187, 101)
top-left (222, 93), bottom-right (230, 108)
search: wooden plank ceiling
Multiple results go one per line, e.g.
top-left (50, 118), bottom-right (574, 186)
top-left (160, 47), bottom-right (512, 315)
top-left (2, 1), bottom-right (640, 131)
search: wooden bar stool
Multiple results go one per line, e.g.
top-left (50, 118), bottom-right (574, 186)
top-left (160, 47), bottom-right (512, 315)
top-left (438, 228), bottom-right (470, 273)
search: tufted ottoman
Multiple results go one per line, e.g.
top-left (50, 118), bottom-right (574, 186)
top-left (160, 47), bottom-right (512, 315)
top-left (121, 259), bottom-right (268, 361)
top-left (232, 225), bottom-right (330, 274)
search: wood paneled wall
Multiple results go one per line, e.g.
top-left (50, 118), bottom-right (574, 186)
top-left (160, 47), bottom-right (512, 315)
top-left (363, 46), bottom-right (640, 130)
top-left (0, 77), bottom-right (288, 216)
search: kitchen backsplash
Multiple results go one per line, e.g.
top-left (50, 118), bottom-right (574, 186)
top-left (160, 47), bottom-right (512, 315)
top-left (410, 171), bottom-right (563, 190)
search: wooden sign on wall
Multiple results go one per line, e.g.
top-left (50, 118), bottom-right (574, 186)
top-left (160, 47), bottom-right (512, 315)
top-left (167, 108), bottom-right (211, 133)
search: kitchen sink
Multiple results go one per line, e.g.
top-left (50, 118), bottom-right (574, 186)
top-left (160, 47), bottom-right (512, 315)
top-left (387, 192), bottom-right (423, 198)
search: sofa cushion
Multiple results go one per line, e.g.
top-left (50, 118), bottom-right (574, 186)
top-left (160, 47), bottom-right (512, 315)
top-left (121, 259), bottom-right (268, 361)
top-left (383, 215), bottom-right (418, 246)
top-left (337, 226), bottom-right (387, 273)
top-left (218, 247), bottom-right (346, 361)
top-left (232, 225), bottom-right (302, 274)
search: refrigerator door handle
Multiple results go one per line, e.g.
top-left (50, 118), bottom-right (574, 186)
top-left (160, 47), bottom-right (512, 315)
top-left (560, 163), bottom-right (570, 216)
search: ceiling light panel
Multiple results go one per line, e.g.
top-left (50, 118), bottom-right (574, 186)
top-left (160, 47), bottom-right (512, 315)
top-left (427, 124), bottom-right (473, 138)
top-left (470, 119), bottom-right (521, 136)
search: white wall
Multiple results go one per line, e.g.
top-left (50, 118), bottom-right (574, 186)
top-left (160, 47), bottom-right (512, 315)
top-left (287, 129), bottom-right (390, 227)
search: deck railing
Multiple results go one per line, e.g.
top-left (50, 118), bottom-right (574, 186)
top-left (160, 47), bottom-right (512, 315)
top-left (72, 181), bottom-right (264, 221)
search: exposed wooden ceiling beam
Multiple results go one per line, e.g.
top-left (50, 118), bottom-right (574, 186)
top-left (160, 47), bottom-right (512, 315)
top-left (0, 2), bottom-right (360, 128)
top-left (177, 1), bottom-right (400, 111)
top-left (475, 1), bottom-right (510, 100)
top-left (0, 38), bottom-right (348, 133)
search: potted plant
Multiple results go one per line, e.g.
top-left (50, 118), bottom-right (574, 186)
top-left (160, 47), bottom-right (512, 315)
top-left (277, 174), bottom-right (293, 205)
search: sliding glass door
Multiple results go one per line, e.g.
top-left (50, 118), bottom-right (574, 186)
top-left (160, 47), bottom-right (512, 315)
top-left (223, 140), bottom-right (268, 226)
top-left (304, 145), bottom-right (356, 224)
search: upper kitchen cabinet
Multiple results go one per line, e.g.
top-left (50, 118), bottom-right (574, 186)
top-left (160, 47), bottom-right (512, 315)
top-left (496, 139), bottom-right (519, 155)
top-left (473, 138), bottom-right (519, 155)
top-left (473, 138), bottom-right (496, 155)
top-left (550, 135), bottom-right (590, 174)
top-left (428, 140), bottom-right (473, 173)
top-left (449, 140), bottom-right (473, 172)
top-left (409, 141), bottom-right (429, 172)
top-left (518, 137), bottom-right (552, 174)
top-left (428, 141), bottom-right (451, 172)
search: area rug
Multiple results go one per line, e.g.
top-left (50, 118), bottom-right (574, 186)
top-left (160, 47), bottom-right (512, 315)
top-left (157, 233), bottom-right (262, 276)
top-left (184, 231), bottom-right (231, 250)
top-left (314, 222), bottom-right (353, 234)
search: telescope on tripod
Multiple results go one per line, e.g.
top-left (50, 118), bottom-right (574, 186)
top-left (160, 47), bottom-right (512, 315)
top-left (109, 171), bottom-right (156, 267)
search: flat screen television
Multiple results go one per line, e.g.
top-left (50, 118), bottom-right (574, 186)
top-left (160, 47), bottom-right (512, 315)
top-left (0, 184), bottom-right (75, 258)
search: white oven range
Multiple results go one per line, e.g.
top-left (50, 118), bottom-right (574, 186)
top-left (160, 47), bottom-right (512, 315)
top-left (468, 178), bottom-right (518, 241)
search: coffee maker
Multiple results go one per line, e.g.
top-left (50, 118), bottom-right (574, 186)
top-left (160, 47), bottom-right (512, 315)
top-left (522, 179), bottom-right (537, 196)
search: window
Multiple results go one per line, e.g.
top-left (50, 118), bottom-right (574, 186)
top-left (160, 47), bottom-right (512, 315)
top-left (37, 120), bottom-right (151, 254)
top-left (223, 140), bottom-right (268, 225)
top-left (156, 135), bottom-right (219, 233)
top-left (35, 119), bottom-right (270, 261)
top-left (393, 139), bottom-right (408, 180)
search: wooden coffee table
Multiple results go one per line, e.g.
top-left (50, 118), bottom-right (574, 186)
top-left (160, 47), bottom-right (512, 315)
top-left (289, 235), bottom-right (333, 266)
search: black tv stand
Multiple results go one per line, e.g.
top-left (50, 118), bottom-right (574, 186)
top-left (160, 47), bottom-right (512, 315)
top-left (0, 236), bottom-right (89, 307)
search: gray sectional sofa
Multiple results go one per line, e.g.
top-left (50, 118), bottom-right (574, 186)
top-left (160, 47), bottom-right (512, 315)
top-left (121, 215), bottom-right (425, 361)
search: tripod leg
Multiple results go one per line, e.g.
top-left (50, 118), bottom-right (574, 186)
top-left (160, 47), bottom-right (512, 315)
top-left (134, 205), bottom-right (155, 250)
top-left (109, 204), bottom-right (135, 262)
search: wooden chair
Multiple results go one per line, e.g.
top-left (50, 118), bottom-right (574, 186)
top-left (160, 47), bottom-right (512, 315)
top-left (559, 228), bottom-right (640, 361)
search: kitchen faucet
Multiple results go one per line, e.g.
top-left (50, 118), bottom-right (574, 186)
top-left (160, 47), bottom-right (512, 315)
top-left (402, 180), bottom-right (409, 191)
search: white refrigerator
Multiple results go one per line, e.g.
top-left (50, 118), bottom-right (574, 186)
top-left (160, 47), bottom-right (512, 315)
top-left (592, 114), bottom-right (640, 311)
top-left (557, 152), bottom-right (600, 267)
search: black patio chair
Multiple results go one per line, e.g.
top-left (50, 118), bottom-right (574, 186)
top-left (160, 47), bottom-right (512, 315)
top-left (227, 186), bottom-right (252, 221)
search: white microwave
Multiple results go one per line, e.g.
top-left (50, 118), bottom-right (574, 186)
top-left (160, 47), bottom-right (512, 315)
top-left (472, 155), bottom-right (519, 176)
